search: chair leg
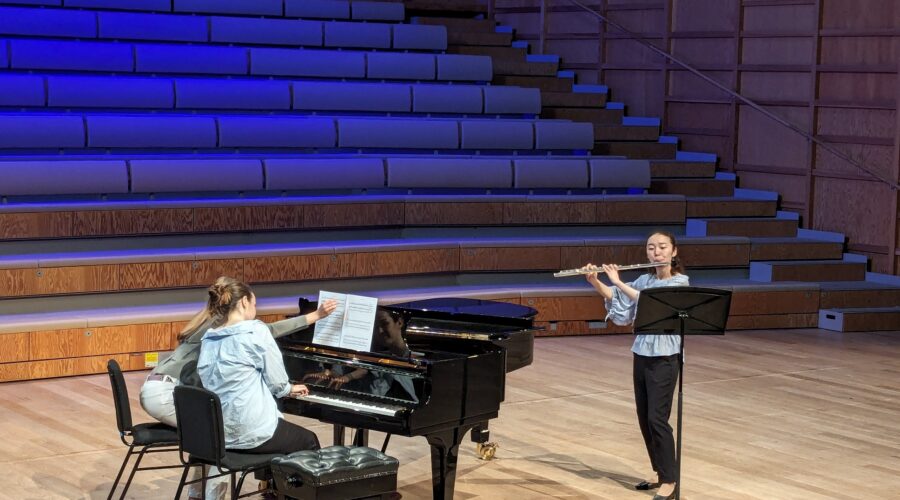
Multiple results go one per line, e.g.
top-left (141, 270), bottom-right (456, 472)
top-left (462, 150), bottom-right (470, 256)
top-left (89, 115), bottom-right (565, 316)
top-left (107, 445), bottom-right (134, 500)
top-left (119, 446), bottom-right (148, 500)
top-left (230, 473), bottom-right (236, 499)
top-left (234, 472), bottom-right (250, 500)
top-left (174, 465), bottom-right (191, 500)
top-left (200, 465), bottom-right (207, 500)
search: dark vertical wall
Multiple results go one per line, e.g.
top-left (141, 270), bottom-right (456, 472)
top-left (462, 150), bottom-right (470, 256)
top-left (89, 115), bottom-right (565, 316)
top-left (494, 0), bottom-right (900, 274)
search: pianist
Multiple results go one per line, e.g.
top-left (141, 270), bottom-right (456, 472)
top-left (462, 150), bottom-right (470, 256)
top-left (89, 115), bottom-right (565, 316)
top-left (198, 277), bottom-right (328, 456)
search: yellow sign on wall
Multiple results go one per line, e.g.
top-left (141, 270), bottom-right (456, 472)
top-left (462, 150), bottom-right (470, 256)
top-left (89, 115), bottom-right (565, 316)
top-left (144, 352), bottom-right (159, 368)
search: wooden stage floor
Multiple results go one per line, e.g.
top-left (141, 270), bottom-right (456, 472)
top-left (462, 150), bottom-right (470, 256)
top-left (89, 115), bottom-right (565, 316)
top-left (2, 329), bottom-right (899, 500)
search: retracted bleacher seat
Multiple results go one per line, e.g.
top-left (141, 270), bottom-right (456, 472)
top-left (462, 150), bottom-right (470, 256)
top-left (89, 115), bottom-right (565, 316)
top-left (217, 116), bottom-right (337, 148)
top-left (589, 159), bottom-right (652, 189)
top-left (10, 39), bottom-right (133, 71)
top-left (0, 0), bottom-right (60, 5)
top-left (65, 0), bottom-right (172, 12)
top-left (0, 75), bottom-right (44, 106)
top-left (325, 21), bottom-right (391, 49)
top-left (251, 48), bottom-right (365, 78)
top-left (460, 120), bottom-right (534, 150)
top-left (483, 86), bottom-right (541, 114)
top-left (367, 52), bottom-right (435, 80)
top-left (86, 115), bottom-right (217, 148)
top-left (130, 159), bottom-right (263, 193)
top-left (534, 121), bottom-right (594, 150)
top-left (264, 158), bottom-right (385, 190)
top-left (210, 16), bottom-right (323, 46)
top-left (176, 79), bottom-right (290, 110)
top-left (0, 40), bottom-right (7, 68)
top-left (393, 24), bottom-right (447, 51)
top-left (351, 0), bottom-right (404, 21)
top-left (97, 11), bottom-right (208, 42)
top-left (513, 159), bottom-right (590, 189)
top-left (293, 81), bottom-right (410, 113)
top-left (0, 6), bottom-right (96, 37)
top-left (436, 54), bottom-right (493, 81)
top-left (338, 118), bottom-right (458, 149)
top-left (0, 115), bottom-right (84, 148)
top-left (412, 84), bottom-right (482, 113)
top-left (135, 44), bottom-right (248, 75)
top-left (0, 160), bottom-right (129, 196)
top-left (48, 75), bottom-right (174, 108)
top-left (173, 0), bottom-right (281, 16)
top-left (387, 158), bottom-right (513, 188)
top-left (284, 0), bottom-right (350, 20)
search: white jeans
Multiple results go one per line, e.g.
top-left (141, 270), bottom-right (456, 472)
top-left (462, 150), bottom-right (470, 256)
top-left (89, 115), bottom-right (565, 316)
top-left (140, 379), bottom-right (229, 499)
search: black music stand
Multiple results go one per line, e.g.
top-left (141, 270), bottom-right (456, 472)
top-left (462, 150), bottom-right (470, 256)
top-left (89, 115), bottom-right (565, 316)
top-left (633, 287), bottom-right (731, 500)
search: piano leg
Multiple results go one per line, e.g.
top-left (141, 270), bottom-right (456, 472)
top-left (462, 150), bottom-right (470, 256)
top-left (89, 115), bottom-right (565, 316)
top-left (425, 425), bottom-right (474, 500)
top-left (470, 422), bottom-right (498, 460)
top-left (352, 428), bottom-right (369, 447)
top-left (333, 424), bottom-right (346, 446)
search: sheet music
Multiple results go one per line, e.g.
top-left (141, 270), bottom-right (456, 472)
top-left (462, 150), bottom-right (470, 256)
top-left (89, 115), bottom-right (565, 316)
top-left (312, 291), bottom-right (378, 351)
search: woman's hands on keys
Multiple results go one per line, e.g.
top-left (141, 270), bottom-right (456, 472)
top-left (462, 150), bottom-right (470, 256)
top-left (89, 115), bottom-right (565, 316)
top-left (289, 384), bottom-right (310, 398)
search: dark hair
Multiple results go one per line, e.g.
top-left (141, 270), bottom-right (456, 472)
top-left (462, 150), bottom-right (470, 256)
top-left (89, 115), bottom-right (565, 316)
top-left (178, 276), bottom-right (254, 340)
top-left (646, 231), bottom-right (685, 276)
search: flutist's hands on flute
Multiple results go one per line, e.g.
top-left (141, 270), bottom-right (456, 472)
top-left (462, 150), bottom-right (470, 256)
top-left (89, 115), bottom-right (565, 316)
top-left (601, 263), bottom-right (622, 285)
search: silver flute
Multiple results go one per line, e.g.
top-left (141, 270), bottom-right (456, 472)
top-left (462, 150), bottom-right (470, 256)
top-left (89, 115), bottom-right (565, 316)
top-left (553, 261), bottom-right (671, 278)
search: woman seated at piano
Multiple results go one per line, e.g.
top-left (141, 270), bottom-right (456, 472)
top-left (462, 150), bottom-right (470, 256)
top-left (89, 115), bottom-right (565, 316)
top-left (197, 277), bottom-right (337, 455)
top-left (585, 231), bottom-right (688, 500)
top-left (139, 276), bottom-right (335, 498)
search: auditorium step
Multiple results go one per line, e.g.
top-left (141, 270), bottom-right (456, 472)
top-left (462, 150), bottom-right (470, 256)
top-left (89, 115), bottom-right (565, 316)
top-left (593, 141), bottom-right (678, 159)
top-left (412, 16), bottom-right (497, 33)
top-left (541, 91), bottom-right (608, 108)
top-left (819, 281), bottom-right (900, 308)
top-left (687, 215), bottom-right (799, 238)
top-left (493, 59), bottom-right (559, 76)
top-left (651, 178), bottom-right (736, 197)
top-left (448, 30), bottom-right (513, 46)
top-left (494, 75), bottom-right (574, 92)
top-left (594, 124), bottom-right (660, 141)
top-left (750, 257), bottom-right (868, 282)
top-left (542, 106), bottom-right (624, 125)
top-left (650, 160), bottom-right (717, 178)
top-left (819, 307), bottom-right (900, 332)
top-left (406, 0), bottom-right (488, 15)
top-left (750, 238), bottom-right (844, 261)
top-left (448, 45), bottom-right (527, 60)
top-left (686, 198), bottom-right (777, 218)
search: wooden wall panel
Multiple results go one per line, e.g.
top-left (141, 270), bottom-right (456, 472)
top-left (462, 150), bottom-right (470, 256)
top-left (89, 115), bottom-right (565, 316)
top-left (605, 39), bottom-right (665, 65)
top-left (38, 265), bottom-right (118, 295)
top-left (495, 12), bottom-right (541, 34)
top-left (813, 177), bottom-right (893, 249)
top-left (818, 72), bottom-right (897, 105)
top-left (604, 9), bottom-right (664, 33)
top-left (596, 199), bottom-right (686, 224)
top-left (547, 11), bottom-right (602, 34)
top-left (815, 143), bottom-right (895, 181)
top-left (0, 332), bottom-right (29, 363)
top-left (729, 290), bottom-right (819, 316)
top-left (405, 202), bottom-right (503, 225)
top-left (667, 71), bottom-right (735, 101)
top-left (742, 38), bottom-right (815, 65)
top-left (0, 213), bottom-right (72, 239)
top-left (737, 105), bottom-right (810, 169)
top-left (671, 38), bottom-right (737, 66)
top-left (118, 262), bottom-right (193, 290)
top-left (244, 254), bottom-right (339, 283)
top-left (671, 0), bottom-right (737, 31)
top-left (504, 202), bottom-right (595, 224)
top-left (666, 102), bottom-right (732, 130)
top-left (459, 246), bottom-right (561, 271)
top-left (524, 296), bottom-right (605, 321)
top-left (545, 39), bottom-right (600, 64)
top-left (734, 170), bottom-right (808, 209)
top-left (677, 136), bottom-right (734, 169)
top-left (821, 0), bottom-right (900, 29)
top-left (0, 269), bottom-right (39, 297)
top-left (740, 72), bottom-right (812, 102)
top-left (264, 205), bottom-right (304, 230)
top-left (816, 108), bottom-right (896, 138)
top-left (28, 324), bottom-right (171, 360)
top-left (603, 70), bottom-right (664, 117)
top-left (118, 209), bottom-right (193, 235)
top-left (193, 206), bottom-right (258, 232)
top-left (819, 37), bottom-right (900, 65)
top-left (743, 5), bottom-right (817, 33)
top-left (192, 259), bottom-right (244, 285)
top-left (304, 203), bottom-right (404, 228)
top-left (349, 249), bottom-right (459, 277)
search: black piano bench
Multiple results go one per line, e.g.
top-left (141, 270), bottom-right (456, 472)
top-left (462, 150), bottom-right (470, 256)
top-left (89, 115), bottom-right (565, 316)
top-left (271, 445), bottom-right (400, 500)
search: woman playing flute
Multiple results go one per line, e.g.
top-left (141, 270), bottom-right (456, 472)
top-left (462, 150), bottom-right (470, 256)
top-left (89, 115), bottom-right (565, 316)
top-left (585, 231), bottom-right (688, 500)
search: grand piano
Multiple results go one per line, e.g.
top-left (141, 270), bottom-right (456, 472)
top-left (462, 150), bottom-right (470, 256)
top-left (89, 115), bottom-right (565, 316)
top-left (277, 297), bottom-right (537, 500)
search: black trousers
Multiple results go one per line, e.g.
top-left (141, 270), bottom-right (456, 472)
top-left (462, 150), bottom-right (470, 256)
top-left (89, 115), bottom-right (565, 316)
top-left (244, 418), bottom-right (320, 455)
top-left (633, 353), bottom-right (679, 483)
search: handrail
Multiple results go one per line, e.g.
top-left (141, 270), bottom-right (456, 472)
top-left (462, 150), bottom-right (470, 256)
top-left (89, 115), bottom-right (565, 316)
top-left (561, 0), bottom-right (899, 191)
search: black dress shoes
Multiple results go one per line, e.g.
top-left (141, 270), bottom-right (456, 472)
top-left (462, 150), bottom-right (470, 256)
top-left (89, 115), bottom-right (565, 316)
top-left (635, 480), bottom-right (661, 490)
top-left (652, 490), bottom-right (676, 500)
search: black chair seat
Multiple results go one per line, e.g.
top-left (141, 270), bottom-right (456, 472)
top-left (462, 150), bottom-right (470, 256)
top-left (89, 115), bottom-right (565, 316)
top-left (189, 451), bottom-right (282, 471)
top-left (131, 422), bottom-right (178, 446)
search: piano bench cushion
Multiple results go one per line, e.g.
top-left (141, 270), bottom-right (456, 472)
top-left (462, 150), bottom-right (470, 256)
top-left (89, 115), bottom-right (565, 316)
top-left (271, 445), bottom-right (398, 497)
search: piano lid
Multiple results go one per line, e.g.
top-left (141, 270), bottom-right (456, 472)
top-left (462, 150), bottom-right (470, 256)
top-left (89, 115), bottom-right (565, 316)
top-left (388, 297), bottom-right (537, 320)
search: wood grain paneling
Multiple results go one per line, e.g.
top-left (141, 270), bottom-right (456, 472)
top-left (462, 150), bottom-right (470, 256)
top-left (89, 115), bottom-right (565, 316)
top-left (561, 243), bottom-right (644, 269)
top-left (596, 199), bottom-right (686, 224)
top-left (264, 205), bottom-right (304, 230)
top-left (704, 219), bottom-right (798, 238)
top-left (0, 212), bottom-right (72, 239)
top-left (820, 287), bottom-right (900, 308)
top-left (29, 324), bottom-right (171, 360)
top-left (120, 209), bottom-right (193, 235)
top-left (816, 108), bottom-right (895, 139)
top-left (117, 261), bottom-right (193, 290)
top-left (603, 70), bottom-right (664, 118)
top-left (741, 72), bottom-right (812, 102)
top-left (742, 38), bottom-right (815, 65)
top-left (349, 249), bottom-right (459, 277)
top-left (667, 71), bottom-right (735, 101)
top-left (405, 202), bottom-right (504, 226)
top-left (813, 177), bottom-right (893, 248)
top-left (729, 290), bottom-right (819, 316)
top-left (821, 0), bottom-right (900, 29)
top-left (726, 313), bottom-right (818, 330)
top-left (0, 268), bottom-right (39, 297)
top-left (815, 143), bottom-right (895, 181)
top-left (0, 332), bottom-right (30, 363)
top-left (192, 259), bottom-right (244, 285)
top-left (820, 36), bottom-right (900, 65)
top-left (737, 105), bottom-right (810, 169)
top-left (304, 203), bottom-right (404, 228)
top-left (193, 206), bottom-right (259, 232)
top-left (534, 320), bottom-right (629, 336)
top-left (522, 296), bottom-right (605, 321)
top-left (244, 254), bottom-right (339, 283)
top-left (750, 240), bottom-right (844, 261)
top-left (770, 262), bottom-right (867, 282)
top-left (666, 102), bottom-right (732, 130)
top-left (743, 4), bottom-right (817, 32)
top-left (734, 170), bottom-right (809, 208)
top-left (459, 246), bottom-right (561, 271)
top-left (671, 38), bottom-right (736, 65)
top-left (672, 0), bottom-right (737, 31)
top-left (504, 202), bottom-right (596, 225)
top-left (678, 242), bottom-right (750, 267)
top-left (38, 265), bottom-right (118, 295)
top-left (818, 72), bottom-right (897, 105)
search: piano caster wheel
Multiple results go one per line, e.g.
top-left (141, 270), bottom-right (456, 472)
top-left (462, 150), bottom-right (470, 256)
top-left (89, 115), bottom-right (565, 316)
top-left (476, 442), bottom-right (498, 461)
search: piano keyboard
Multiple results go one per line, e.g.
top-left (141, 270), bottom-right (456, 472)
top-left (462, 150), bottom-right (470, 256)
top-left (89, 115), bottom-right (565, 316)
top-left (294, 392), bottom-right (404, 417)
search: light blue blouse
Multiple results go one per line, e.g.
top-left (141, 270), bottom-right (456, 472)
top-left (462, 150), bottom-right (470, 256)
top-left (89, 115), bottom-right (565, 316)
top-left (604, 273), bottom-right (690, 357)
